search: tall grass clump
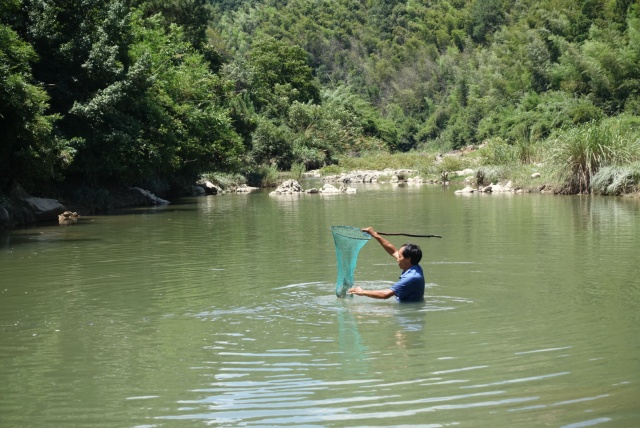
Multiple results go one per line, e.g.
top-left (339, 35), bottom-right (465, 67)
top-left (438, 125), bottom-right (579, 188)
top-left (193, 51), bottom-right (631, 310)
top-left (289, 162), bottom-right (306, 181)
top-left (590, 163), bottom-right (640, 195)
top-left (424, 154), bottom-right (471, 181)
top-left (548, 117), bottom-right (640, 193)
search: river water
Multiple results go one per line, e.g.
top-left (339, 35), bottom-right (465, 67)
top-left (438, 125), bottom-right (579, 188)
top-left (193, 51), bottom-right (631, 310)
top-left (1, 180), bottom-right (639, 427)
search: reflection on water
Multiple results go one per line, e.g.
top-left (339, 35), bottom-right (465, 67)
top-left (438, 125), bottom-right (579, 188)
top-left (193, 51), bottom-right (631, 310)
top-left (1, 187), bottom-right (639, 427)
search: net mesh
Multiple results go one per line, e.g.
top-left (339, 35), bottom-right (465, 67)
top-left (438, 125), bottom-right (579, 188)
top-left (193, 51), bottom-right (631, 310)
top-left (331, 226), bottom-right (372, 298)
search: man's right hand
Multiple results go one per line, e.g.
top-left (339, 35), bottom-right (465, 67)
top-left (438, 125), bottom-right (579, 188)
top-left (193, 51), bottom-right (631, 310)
top-left (362, 226), bottom-right (376, 236)
top-left (363, 226), bottom-right (398, 256)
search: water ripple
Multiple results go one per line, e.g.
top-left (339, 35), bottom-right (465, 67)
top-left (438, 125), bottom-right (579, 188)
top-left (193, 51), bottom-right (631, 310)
top-left (462, 371), bottom-right (570, 389)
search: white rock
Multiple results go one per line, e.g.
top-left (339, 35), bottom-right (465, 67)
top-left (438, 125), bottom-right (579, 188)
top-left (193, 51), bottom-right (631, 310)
top-left (269, 179), bottom-right (303, 195)
top-left (455, 186), bottom-right (475, 194)
top-left (237, 184), bottom-right (259, 193)
top-left (319, 183), bottom-right (341, 193)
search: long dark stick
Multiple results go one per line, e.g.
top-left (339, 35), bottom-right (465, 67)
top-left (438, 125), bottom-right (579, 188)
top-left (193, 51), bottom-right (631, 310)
top-left (377, 232), bottom-right (442, 238)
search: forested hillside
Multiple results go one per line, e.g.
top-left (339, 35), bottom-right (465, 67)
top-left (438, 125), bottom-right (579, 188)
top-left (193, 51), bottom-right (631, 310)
top-left (2, 0), bottom-right (640, 202)
top-left (211, 0), bottom-right (640, 150)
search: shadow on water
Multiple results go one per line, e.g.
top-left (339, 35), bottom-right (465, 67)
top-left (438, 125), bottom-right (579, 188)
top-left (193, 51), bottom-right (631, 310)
top-left (0, 198), bottom-right (203, 250)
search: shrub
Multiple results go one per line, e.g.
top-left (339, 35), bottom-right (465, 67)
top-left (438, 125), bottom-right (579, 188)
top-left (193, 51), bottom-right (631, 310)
top-left (478, 137), bottom-right (517, 165)
top-left (250, 118), bottom-right (294, 170)
top-left (475, 165), bottom-right (509, 186)
top-left (258, 164), bottom-right (280, 188)
top-left (73, 186), bottom-right (113, 211)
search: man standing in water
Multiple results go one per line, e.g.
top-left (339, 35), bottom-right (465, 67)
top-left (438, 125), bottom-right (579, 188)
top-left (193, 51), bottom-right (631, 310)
top-left (348, 227), bottom-right (425, 302)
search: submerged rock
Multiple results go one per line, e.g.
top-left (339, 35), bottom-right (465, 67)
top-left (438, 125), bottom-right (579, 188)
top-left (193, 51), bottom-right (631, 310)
top-left (58, 211), bottom-right (79, 225)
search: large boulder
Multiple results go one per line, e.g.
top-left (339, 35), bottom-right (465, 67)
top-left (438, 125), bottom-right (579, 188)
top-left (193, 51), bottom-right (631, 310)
top-left (8, 182), bottom-right (67, 225)
top-left (197, 179), bottom-right (222, 195)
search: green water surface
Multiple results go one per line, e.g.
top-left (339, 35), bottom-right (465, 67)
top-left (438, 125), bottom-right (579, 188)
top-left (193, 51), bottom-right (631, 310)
top-left (1, 182), bottom-right (639, 427)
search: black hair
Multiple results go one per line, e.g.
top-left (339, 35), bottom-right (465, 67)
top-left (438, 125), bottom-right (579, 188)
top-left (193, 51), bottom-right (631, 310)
top-left (401, 243), bottom-right (422, 265)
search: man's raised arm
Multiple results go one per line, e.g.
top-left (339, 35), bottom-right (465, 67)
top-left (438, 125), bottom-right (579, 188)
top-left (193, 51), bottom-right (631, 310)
top-left (362, 227), bottom-right (398, 257)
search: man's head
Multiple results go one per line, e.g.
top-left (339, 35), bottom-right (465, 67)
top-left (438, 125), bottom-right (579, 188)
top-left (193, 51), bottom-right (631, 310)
top-left (401, 243), bottom-right (422, 265)
top-left (394, 243), bottom-right (422, 269)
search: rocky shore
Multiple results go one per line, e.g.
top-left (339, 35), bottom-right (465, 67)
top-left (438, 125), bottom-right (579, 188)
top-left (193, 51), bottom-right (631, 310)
top-left (0, 166), bottom-right (553, 230)
top-left (0, 183), bottom-right (170, 230)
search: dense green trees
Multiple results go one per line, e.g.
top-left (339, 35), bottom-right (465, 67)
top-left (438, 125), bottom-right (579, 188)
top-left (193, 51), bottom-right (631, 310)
top-left (1, 0), bottom-right (640, 198)
top-left (2, 0), bottom-right (243, 195)
top-left (0, 0), bottom-right (58, 189)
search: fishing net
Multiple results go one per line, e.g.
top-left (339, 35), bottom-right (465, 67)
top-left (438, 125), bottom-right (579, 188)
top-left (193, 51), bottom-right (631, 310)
top-left (331, 226), bottom-right (372, 298)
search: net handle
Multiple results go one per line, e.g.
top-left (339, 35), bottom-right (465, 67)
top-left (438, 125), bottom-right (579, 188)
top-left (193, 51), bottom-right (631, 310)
top-left (377, 232), bottom-right (443, 238)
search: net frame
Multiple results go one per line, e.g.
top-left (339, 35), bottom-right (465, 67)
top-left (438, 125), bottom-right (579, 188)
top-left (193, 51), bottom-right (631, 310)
top-left (331, 226), bottom-right (372, 298)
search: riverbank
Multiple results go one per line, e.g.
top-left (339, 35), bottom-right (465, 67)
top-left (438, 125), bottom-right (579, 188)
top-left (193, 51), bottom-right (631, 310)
top-left (3, 142), bottom-right (639, 230)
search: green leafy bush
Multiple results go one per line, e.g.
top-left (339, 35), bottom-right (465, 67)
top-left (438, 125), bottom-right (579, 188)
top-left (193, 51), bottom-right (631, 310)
top-left (478, 138), bottom-right (517, 165)
top-left (475, 165), bottom-right (508, 186)
top-left (257, 164), bottom-right (279, 188)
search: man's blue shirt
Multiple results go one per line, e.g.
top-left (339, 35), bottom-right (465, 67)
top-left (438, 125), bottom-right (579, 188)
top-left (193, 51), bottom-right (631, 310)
top-left (391, 265), bottom-right (425, 302)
